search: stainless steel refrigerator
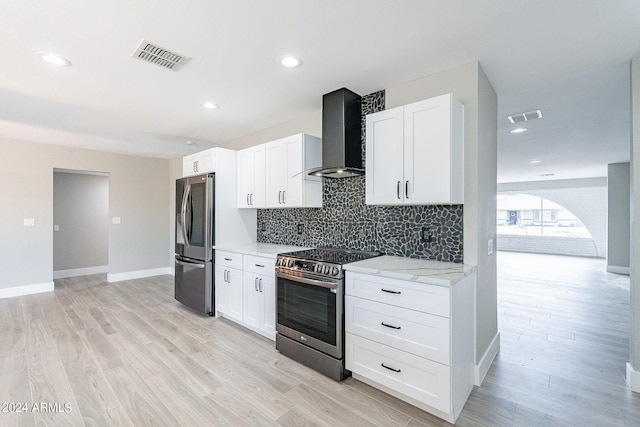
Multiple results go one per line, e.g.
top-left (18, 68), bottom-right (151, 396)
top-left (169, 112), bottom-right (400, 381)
top-left (175, 173), bottom-right (215, 315)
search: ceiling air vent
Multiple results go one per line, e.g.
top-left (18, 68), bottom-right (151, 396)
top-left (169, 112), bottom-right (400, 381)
top-left (132, 40), bottom-right (190, 71)
top-left (507, 109), bottom-right (542, 124)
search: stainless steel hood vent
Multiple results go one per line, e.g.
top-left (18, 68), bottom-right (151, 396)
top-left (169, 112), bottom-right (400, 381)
top-left (309, 88), bottom-right (362, 178)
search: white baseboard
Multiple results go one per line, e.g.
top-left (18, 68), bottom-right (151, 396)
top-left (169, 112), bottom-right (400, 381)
top-left (475, 332), bottom-right (500, 386)
top-left (53, 265), bottom-right (109, 279)
top-left (0, 282), bottom-right (54, 299)
top-left (607, 265), bottom-right (630, 275)
top-left (107, 267), bottom-right (173, 283)
top-left (627, 362), bottom-right (640, 392)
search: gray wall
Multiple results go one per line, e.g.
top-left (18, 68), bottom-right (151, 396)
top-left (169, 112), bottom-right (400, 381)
top-left (0, 137), bottom-right (170, 290)
top-left (630, 56), bottom-right (640, 389)
top-left (608, 163), bottom-right (631, 272)
top-left (53, 171), bottom-right (109, 272)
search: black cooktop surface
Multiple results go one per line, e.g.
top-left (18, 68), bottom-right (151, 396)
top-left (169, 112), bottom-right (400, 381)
top-left (280, 247), bottom-right (381, 265)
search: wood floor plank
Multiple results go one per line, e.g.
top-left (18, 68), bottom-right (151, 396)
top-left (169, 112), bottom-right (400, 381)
top-left (0, 350), bottom-right (32, 408)
top-left (145, 372), bottom-right (231, 426)
top-left (203, 386), bottom-right (278, 426)
top-left (23, 317), bottom-right (56, 355)
top-left (146, 339), bottom-right (224, 396)
top-left (64, 358), bottom-right (123, 426)
top-left (79, 328), bottom-right (124, 371)
top-left (26, 347), bottom-right (83, 426)
top-left (49, 322), bottom-right (93, 366)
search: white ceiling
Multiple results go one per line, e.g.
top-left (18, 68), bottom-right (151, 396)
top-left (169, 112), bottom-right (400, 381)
top-left (1, 1), bottom-right (639, 183)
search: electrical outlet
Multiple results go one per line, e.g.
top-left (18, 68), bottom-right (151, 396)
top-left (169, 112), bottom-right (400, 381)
top-left (421, 227), bottom-right (434, 243)
top-left (260, 223), bottom-right (266, 232)
top-left (297, 223), bottom-right (304, 235)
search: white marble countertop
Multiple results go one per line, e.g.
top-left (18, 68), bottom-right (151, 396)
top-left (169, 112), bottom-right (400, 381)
top-left (213, 242), bottom-right (311, 259)
top-left (343, 255), bottom-right (476, 286)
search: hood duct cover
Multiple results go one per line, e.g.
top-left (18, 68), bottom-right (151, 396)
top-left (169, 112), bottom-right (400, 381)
top-left (309, 88), bottom-right (362, 178)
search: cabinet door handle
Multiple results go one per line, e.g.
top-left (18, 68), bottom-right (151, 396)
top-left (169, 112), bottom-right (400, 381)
top-left (250, 193), bottom-right (254, 205)
top-left (396, 181), bottom-right (401, 199)
top-left (283, 190), bottom-right (286, 204)
top-left (381, 363), bottom-right (401, 373)
top-left (259, 278), bottom-right (263, 292)
top-left (405, 180), bottom-right (409, 199)
top-left (255, 277), bottom-right (259, 291)
top-left (381, 322), bottom-right (401, 330)
top-left (381, 288), bottom-right (401, 294)
top-left (224, 257), bottom-right (232, 261)
top-left (255, 264), bottom-right (265, 268)
top-left (247, 194), bottom-right (250, 206)
top-left (223, 270), bottom-right (228, 282)
top-left (278, 191), bottom-right (282, 204)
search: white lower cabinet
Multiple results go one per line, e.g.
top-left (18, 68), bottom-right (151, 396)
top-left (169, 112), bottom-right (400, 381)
top-left (346, 334), bottom-right (451, 413)
top-left (242, 255), bottom-right (276, 339)
top-left (345, 271), bottom-right (475, 424)
top-left (214, 251), bottom-right (276, 340)
top-left (215, 251), bottom-right (244, 323)
top-left (215, 264), bottom-right (243, 323)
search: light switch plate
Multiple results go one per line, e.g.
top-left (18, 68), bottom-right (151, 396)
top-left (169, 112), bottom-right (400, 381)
top-left (23, 218), bottom-right (35, 227)
top-left (53, 225), bottom-right (60, 232)
top-left (112, 217), bottom-right (121, 225)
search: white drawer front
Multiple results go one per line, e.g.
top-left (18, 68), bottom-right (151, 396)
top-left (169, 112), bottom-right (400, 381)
top-left (345, 296), bottom-right (450, 365)
top-left (215, 251), bottom-right (243, 270)
top-left (243, 255), bottom-right (274, 276)
top-left (345, 272), bottom-right (450, 317)
top-left (346, 333), bottom-right (450, 413)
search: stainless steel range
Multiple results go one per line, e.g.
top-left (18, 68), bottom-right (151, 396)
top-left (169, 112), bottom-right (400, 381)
top-left (275, 247), bottom-right (381, 380)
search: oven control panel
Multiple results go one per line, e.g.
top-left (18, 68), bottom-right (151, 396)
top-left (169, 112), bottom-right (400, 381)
top-left (275, 256), bottom-right (342, 278)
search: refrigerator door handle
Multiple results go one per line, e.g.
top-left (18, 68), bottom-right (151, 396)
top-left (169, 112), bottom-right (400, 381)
top-left (180, 183), bottom-right (190, 247)
top-left (175, 258), bottom-right (205, 268)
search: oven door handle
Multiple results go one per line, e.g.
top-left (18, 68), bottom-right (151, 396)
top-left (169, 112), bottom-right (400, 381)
top-left (276, 272), bottom-right (339, 290)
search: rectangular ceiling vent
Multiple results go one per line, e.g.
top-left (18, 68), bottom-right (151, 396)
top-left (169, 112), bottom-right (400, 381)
top-left (507, 109), bottom-right (542, 124)
top-left (132, 40), bottom-right (190, 71)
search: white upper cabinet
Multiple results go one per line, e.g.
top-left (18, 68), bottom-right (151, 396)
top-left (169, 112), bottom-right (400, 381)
top-left (237, 144), bottom-right (266, 208)
top-left (245, 133), bottom-right (322, 209)
top-left (183, 148), bottom-right (215, 177)
top-left (365, 93), bottom-right (464, 205)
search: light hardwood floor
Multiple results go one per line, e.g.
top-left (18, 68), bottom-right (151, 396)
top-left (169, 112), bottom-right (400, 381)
top-left (0, 252), bottom-right (638, 426)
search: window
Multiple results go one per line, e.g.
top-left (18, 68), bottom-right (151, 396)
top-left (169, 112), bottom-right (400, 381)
top-left (497, 194), bottom-right (591, 238)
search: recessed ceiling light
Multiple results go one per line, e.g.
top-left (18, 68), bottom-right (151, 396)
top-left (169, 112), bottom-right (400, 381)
top-left (281, 55), bottom-right (303, 68)
top-left (530, 160), bottom-right (541, 164)
top-left (36, 52), bottom-right (71, 67)
top-left (202, 102), bottom-right (219, 109)
top-left (186, 140), bottom-right (194, 145)
top-left (510, 127), bottom-right (527, 134)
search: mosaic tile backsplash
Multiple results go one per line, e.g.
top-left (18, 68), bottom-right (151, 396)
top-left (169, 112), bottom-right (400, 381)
top-left (256, 90), bottom-right (464, 262)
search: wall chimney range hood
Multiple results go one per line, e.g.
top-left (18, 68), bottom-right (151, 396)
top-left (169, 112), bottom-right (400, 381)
top-left (309, 88), bottom-right (362, 178)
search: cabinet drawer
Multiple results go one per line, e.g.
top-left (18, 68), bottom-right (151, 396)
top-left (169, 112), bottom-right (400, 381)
top-left (243, 255), bottom-right (274, 276)
top-left (345, 296), bottom-right (449, 365)
top-left (345, 272), bottom-right (450, 317)
top-left (346, 333), bottom-right (450, 414)
top-left (215, 251), bottom-right (243, 270)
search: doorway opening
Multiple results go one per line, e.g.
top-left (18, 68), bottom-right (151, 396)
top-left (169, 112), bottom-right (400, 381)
top-left (53, 169), bottom-right (109, 279)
